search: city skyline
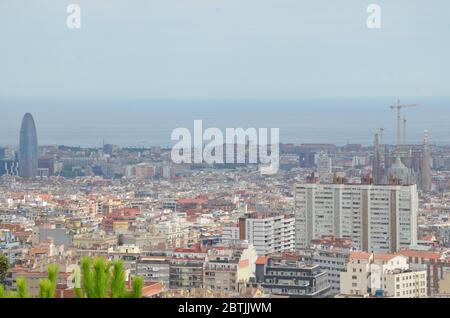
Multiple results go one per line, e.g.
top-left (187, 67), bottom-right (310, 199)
top-left (1, 0), bottom-right (450, 303)
top-left (0, 97), bottom-right (449, 148)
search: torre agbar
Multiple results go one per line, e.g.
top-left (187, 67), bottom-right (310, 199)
top-left (19, 113), bottom-right (38, 178)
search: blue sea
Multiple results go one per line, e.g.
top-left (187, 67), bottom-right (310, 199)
top-left (0, 97), bottom-right (449, 148)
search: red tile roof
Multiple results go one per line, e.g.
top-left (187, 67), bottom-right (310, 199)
top-left (256, 256), bottom-right (268, 265)
top-left (142, 282), bottom-right (165, 298)
top-left (374, 253), bottom-right (400, 261)
top-left (398, 249), bottom-right (442, 261)
top-left (350, 252), bottom-right (372, 260)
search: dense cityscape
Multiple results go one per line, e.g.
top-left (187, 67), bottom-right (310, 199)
top-left (2, 106), bottom-right (450, 299)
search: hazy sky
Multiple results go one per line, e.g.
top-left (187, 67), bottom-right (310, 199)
top-left (0, 0), bottom-right (449, 99)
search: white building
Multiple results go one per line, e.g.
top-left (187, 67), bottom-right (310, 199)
top-left (306, 236), bottom-right (354, 294)
top-left (231, 212), bottom-right (296, 256)
top-left (295, 183), bottom-right (418, 253)
top-left (316, 154), bottom-right (332, 175)
top-left (340, 252), bottom-right (427, 298)
top-left (352, 156), bottom-right (367, 168)
top-left (222, 225), bottom-right (240, 242)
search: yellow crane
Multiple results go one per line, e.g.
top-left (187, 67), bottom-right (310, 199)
top-left (390, 100), bottom-right (419, 157)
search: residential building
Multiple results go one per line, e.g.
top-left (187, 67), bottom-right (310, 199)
top-left (256, 253), bottom-right (330, 298)
top-left (239, 212), bottom-right (295, 256)
top-left (169, 244), bottom-right (207, 290)
top-left (295, 183), bottom-right (419, 253)
top-left (136, 255), bottom-right (170, 289)
top-left (340, 252), bottom-right (427, 298)
top-left (203, 242), bottom-right (257, 294)
top-left (306, 236), bottom-right (354, 294)
top-left (398, 249), bottom-right (450, 296)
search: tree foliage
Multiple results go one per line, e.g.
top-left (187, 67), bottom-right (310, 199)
top-left (77, 257), bottom-right (143, 298)
top-left (0, 257), bottom-right (144, 298)
top-left (128, 276), bottom-right (143, 299)
top-left (39, 279), bottom-right (53, 298)
top-left (38, 264), bottom-right (59, 298)
top-left (0, 253), bottom-right (8, 284)
top-left (16, 277), bottom-right (29, 298)
top-left (110, 260), bottom-right (126, 298)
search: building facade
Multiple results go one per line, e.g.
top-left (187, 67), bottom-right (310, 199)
top-left (256, 253), bottom-right (330, 298)
top-left (305, 236), bottom-right (354, 294)
top-left (19, 113), bottom-right (38, 178)
top-left (295, 183), bottom-right (419, 253)
top-left (240, 212), bottom-right (295, 256)
top-left (136, 256), bottom-right (170, 289)
top-left (169, 246), bottom-right (207, 290)
top-left (340, 252), bottom-right (427, 298)
top-left (203, 242), bottom-right (257, 294)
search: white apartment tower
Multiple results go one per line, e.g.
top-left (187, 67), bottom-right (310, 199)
top-left (295, 183), bottom-right (418, 253)
top-left (316, 154), bottom-right (332, 175)
top-left (240, 212), bottom-right (295, 256)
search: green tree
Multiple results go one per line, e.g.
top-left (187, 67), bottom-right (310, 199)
top-left (39, 279), bottom-right (53, 298)
top-left (110, 260), bottom-right (126, 298)
top-left (127, 276), bottom-right (143, 299)
top-left (0, 284), bottom-right (18, 298)
top-left (78, 257), bottom-right (143, 298)
top-left (80, 257), bottom-right (95, 298)
top-left (79, 257), bottom-right (110, 298)
top-left (72, 266), bottom-right (83, 298)
top-left (92, 257), bottom-right (110, 298)
top-left (0, 253), bottom-right (8, 284)
top-left (38, 264), bottom-right (59, 298)
top-left (16, 277), bottom-right (29, 298)
top-left (1, 257), bottom-right (144, 298)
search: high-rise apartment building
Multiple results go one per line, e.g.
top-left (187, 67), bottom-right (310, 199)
top-left (238, 212), bottom-right (295, 256)
top-left (294, 183), bottom-right (418, 253)
top-left (19, 113), bottom-right (38, 178)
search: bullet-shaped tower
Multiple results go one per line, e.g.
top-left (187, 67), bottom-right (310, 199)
top-left (19, 113), bottom-right (38, 178)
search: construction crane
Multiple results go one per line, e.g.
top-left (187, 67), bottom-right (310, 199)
top-left (390, 100), bottom-right (419, 158)
top-left (403, 117), bottom-right (407, 146)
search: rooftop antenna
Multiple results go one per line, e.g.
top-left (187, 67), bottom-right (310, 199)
top-left (390, 100), bottom-right (419, 158)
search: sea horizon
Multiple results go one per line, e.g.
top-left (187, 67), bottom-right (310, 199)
top-left (1, 97), bottom-right (449, 148)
